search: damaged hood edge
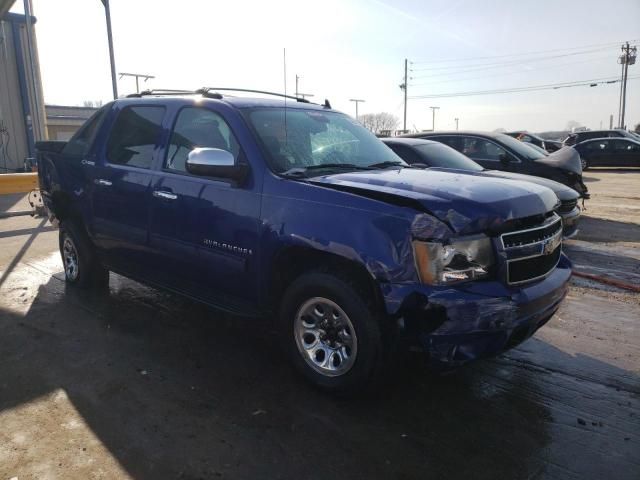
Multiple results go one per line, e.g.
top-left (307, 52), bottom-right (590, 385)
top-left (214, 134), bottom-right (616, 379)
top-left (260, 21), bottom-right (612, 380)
top-left (309, 169), bottom-right (559, 235)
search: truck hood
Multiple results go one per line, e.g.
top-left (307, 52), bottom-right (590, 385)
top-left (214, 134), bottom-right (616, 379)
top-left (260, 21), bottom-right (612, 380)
top-left (309, 168), bottom-right (559, 234)
top-left (533, 146), bottom-right (582, 175)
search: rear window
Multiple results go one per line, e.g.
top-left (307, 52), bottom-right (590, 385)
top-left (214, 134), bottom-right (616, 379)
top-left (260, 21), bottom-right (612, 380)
top-left (62, 107), bottom-right (108, 157)
top-left (414, 143), bottom-right (483, 171)
top-left (106, 106), bottom-right (165, 169)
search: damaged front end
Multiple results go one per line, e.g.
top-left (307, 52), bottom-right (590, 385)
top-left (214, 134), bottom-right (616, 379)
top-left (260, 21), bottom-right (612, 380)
top-left (383, 211), bottom-right (571, 369)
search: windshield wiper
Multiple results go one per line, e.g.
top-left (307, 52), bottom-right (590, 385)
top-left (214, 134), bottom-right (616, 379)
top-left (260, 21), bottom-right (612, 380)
top-left (281, 163), bottom-right (373, 177)
top-left (367, 161), bottom-right (407, 169)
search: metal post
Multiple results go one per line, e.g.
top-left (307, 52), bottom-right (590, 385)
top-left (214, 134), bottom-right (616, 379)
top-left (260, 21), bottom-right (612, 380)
top-left (455, 117), bottom-right (459, 130)
top-left (349, 99), bottom-right (365, 120)
top-left (403, 59), bottom-right (408, 131)
top-left (22, 0), bottom-right (43, 142)
top-left (429, 106), bottom-right (440, 131)
top-left (102, 0), bottom-right (118, 99)
top-left (295, 75), bottom-right (299, 98)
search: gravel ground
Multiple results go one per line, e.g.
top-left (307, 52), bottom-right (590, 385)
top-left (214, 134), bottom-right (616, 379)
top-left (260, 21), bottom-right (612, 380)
top-left (0, 169), bottom-right (638, 480)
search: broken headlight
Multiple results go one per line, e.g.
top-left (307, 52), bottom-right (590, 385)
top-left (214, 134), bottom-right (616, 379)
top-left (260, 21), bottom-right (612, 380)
top-left (413, 235), bottom-right (494, 285)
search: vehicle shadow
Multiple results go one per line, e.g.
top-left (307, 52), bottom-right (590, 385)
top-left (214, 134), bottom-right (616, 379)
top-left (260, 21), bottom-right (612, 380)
top-left (0, 273), bottom-right (638, 480)
top-left (574, 216), bottom-right (640, 244)
top-left (583, 168), bottom-right (640, 182)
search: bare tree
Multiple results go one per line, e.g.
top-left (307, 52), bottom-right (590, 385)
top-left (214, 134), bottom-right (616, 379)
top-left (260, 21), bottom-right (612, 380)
top-left (82, 100), bottom-right (104, 108)
top-left (359, 112), bottom-right (399, 134)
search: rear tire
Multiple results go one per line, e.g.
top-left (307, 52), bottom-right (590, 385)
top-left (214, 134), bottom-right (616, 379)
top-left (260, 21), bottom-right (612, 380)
top-left (59, 221), bottom-right (108, 288)
top-left (279, 271), bottom-right (386, 394)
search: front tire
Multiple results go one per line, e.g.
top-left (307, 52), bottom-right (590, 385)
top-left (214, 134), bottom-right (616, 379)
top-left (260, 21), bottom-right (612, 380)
top-left (280, 272), bottom-right (385, 393)
top-left (581, 157), bottom-right (589, 171)
top-left (59, 221), bottom-right (108, 288)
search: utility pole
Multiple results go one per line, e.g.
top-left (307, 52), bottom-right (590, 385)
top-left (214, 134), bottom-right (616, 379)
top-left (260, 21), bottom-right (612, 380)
top-left (349, 99), bottom-right (365, 120)
top-left (454, 117), bottom-right (459, 130)
top-left (295, 75), bottom-right (300, 97)
top-left (609, 114), bottom-right (613, 129)
top-left (119, 72), bottom-right (155, 93)
top-left (101, 0), bottom-right (118, 99)
top-left (401, 58), bottom-right (408, 131)
top-left (429, 106), bottom-right (440, 131)
top-left (619, 42), bottom-right (637, 129)
top-left (617, 62), bottom-right (625, 127)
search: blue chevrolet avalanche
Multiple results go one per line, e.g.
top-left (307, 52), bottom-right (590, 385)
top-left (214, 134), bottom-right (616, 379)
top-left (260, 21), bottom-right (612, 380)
top-left (37, 89), bottom-right (571, 393)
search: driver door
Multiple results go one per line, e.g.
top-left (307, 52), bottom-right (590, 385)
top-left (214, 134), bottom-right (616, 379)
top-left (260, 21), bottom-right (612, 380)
top-left (148, 106), bottom-right (261, 308)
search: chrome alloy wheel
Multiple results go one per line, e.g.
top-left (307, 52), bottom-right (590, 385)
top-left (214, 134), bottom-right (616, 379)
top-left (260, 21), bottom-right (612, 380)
top-left (294, 297), bottom-right (358, 377)
top-left (62, 236), bottom-right (79, 281)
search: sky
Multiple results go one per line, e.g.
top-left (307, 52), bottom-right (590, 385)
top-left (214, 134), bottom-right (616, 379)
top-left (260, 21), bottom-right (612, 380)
top-left (10, 0), bottom-right (640, 132)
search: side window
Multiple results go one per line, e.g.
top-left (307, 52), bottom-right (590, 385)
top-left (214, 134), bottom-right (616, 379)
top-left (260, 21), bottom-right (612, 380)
top-left (462, 138), bottom-right (506, 161)
top-left (62, 107), bottom-right (108, 157)
top-left (611, 140), bottom-right (635, 151)
top-left (166, 107), bottom-right (240, 173)
top-left (431, 136), bottom-right (465, 152)
top-left (586, 140), bottom-right (608, 151)
top-left (106, 106), bottom-right (165, 169)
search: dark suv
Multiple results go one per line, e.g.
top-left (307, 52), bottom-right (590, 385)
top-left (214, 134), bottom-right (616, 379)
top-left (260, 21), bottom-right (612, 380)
top-left (37, 90), bottom-right (571, 393)
top-left (404, 131), bottom-right (589, 198)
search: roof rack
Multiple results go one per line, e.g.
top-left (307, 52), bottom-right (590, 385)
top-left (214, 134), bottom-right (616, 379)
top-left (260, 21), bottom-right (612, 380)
top-left (198, 87), bottom-right (310, 103)
top-left (126, 89), bottom-right (197, 98)
top-left (126, 87), bottom-right (319, 105)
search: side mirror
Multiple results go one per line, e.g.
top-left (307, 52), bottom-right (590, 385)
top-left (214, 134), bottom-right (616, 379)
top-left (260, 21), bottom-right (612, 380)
top-left (499, 152), bottom-right (512, 163)
top-left (186, 148), bottom-right (248, 183)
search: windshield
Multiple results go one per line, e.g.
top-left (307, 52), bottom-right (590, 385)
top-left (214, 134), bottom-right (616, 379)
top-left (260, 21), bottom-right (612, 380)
top-left (415, 143), bottom-right (483, 171)
top-left (495, 133), bottom-right (547, 161)
top-left (247, 108), bottom-right (406, 174)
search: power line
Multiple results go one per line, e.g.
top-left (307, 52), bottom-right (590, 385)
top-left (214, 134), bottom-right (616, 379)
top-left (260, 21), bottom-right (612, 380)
top-left (408, 75), bottom-right (638, 100)
top-left (409, 47), bottom-right (617, 80)
top-left (409, 55), bottom-right (613, 87)
top-left (409, 46), bottom-right (616, 72)
top-left (410, 39), bottom-right (639, 65)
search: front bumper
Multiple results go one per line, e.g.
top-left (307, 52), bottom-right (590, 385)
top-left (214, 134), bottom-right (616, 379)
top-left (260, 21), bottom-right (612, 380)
top-left (383, 254), bottom-right (572, 368)
top-left (559, 206), bottom-right (580, 238)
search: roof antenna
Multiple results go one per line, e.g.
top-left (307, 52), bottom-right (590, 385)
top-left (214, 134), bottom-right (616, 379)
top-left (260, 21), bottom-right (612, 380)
top-left (283, 47), bottom-right (288, 146)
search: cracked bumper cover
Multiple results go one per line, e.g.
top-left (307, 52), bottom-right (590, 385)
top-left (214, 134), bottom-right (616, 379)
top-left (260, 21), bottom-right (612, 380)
top-left (382, 254), bottom-right (572, 367)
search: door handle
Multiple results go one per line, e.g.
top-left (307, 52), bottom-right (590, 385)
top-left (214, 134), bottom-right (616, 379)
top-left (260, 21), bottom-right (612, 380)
top-left (94, 179), bottom-right (112, 186)
top-left (153, 190), bottom-right (178, 200)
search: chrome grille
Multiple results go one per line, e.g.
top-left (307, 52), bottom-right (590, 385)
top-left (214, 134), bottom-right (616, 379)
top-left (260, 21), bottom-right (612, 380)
top-left (558, 199), bottom-right (578, 214)
top-left (500, 214), bottom-right (563, 285)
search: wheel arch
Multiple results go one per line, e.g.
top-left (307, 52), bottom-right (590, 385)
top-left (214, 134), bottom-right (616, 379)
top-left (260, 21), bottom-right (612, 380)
top-left (268, 245), bottom-right (386, 316)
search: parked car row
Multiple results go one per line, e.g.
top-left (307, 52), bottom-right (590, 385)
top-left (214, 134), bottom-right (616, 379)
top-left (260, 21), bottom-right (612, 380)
top-left (382, 137), bottom-right (581, 237)
top-left (37, 90), bottom-right (572, 393)
top-left (401, 130), bottom-right (590, 199)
